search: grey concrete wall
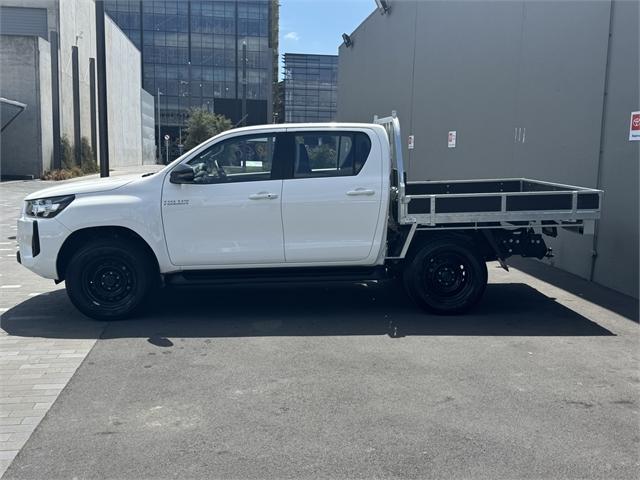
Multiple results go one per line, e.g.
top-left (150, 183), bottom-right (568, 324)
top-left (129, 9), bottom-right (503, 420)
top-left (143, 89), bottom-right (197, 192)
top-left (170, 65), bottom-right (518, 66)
top-left (105, 15), bottom-right (142, 167)
top-left (0, 35), bottom-right (51, 178)
top-left (591, 0), bottom-right (639, 297)
top-left (338, 0), bottom-right (639, 298)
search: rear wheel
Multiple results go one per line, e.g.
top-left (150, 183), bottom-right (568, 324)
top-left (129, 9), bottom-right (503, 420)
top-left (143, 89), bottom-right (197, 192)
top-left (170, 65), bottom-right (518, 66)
top-left (403, 237), bottom-right (488, 314)
top-left (65, 238), bottom-right (157, 320)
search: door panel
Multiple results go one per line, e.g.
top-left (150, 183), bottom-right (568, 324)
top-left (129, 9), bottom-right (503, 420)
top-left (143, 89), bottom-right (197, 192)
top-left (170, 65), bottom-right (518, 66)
top-left (161, 133), bottom-right (285, 266)
top-left (281, 130), bottom-right (383, 263)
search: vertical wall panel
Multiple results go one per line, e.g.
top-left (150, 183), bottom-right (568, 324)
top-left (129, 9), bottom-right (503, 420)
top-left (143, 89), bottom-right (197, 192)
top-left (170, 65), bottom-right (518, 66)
top-left (591, 0), bottom-right (640, 297)
top-left (409, 0), bottom-right (524, 179)
top-left (513, 1), bottom-right (611, 279)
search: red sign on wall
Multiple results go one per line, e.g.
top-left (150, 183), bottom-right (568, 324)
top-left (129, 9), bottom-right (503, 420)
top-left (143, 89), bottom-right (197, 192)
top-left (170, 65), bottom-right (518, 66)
top-left (630, 111), bottom-right (640, 141)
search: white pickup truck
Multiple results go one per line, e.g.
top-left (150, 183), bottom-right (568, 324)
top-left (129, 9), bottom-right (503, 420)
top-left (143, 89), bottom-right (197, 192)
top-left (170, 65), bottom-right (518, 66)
top-left (17, 113), bottom-right (602, 320)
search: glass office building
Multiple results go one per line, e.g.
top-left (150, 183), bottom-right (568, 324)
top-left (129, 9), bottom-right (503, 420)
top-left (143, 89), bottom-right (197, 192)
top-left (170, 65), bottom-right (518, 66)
top-left (283, 53), bottom-right (338, 123)
top-left (104, 0), bottom-right (277, 141)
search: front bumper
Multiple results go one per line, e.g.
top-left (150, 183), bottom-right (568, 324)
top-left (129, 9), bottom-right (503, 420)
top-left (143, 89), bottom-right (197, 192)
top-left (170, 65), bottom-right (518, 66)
top-left (17, 215), bottom-right (70, 279)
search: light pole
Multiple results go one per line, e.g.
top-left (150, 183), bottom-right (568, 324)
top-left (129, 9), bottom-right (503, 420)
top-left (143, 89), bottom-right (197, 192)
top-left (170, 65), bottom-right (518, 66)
top-left (156, 88), bottom-right (163, 163)
top-left (241, 40), bottom-right (247, 126)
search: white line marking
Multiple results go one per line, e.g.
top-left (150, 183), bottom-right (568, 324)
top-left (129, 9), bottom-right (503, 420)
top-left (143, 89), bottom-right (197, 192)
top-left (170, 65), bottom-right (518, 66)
top-left (0, 285), bottom-right (21, 289)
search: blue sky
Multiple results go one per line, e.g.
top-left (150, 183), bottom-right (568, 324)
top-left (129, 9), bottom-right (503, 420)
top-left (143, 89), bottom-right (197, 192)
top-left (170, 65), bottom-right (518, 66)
top-left (278, 0), bottom-right (374, 77)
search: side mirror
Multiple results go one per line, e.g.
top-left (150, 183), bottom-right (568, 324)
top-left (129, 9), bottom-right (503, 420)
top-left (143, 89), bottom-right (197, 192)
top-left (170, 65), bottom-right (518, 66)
top-left (169, 163), bottom-right (195, 184)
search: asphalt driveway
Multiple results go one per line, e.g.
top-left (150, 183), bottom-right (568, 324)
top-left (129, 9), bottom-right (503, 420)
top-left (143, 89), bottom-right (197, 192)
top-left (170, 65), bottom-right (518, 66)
top-left (1, 266), bottom-right (638, 480)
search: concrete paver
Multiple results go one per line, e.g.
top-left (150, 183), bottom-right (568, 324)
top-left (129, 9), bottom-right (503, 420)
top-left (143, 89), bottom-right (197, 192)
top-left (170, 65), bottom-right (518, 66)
top-left (0, 166), bottom-right (161, 476)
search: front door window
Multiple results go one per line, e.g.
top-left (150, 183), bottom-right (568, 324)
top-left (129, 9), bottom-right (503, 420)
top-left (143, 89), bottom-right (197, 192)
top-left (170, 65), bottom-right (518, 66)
top-left (187, 135), bottom-right (277, 183)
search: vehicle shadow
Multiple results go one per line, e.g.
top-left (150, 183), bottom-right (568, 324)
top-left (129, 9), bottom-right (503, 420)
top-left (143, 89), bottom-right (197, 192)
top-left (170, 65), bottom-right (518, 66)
top-left (0, 281), bottom-right (614, 340)
top-left (509, 257), bottom-right (639, 323)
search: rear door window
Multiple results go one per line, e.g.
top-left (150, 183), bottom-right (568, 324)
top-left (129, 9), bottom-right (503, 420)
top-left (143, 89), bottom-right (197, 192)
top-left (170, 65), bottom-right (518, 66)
top-left (292, 132), bottom-right (371, 178)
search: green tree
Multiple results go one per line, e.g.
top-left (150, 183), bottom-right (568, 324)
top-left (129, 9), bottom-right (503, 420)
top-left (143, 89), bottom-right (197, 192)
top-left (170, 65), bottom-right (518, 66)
top-left (184, 108), bottom-right (233, 150)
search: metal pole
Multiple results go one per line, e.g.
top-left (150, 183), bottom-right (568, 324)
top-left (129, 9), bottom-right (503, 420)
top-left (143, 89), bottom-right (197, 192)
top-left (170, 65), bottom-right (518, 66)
top-left (95, 0), bottom-right (109, 177)
top-left (242, 41), bottom-right (247, 126)
top-left (50, 31), bottom-right (61, 169)
top-left (165, 140), bottom-right (169, 163)
top-left (157, 88), bottom-right (162, 163)
top-left (71, 46), bottom-right (81, 166)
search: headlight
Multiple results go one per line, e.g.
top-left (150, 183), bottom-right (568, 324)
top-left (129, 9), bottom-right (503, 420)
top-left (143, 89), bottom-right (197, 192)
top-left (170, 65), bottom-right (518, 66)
top-left (25, 195), bottom-right (75, 218)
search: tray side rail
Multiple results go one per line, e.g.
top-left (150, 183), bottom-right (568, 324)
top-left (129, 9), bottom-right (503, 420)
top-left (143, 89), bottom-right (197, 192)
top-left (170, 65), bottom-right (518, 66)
top-left (405, 179), bottom-right (602, 230)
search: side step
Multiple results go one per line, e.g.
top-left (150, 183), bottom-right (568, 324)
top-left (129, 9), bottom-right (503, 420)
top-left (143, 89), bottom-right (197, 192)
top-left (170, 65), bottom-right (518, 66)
top-left (164, 266), bottom-right (390, 287)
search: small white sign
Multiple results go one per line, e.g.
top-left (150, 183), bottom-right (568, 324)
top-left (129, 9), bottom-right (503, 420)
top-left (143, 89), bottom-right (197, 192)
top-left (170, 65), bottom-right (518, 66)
top-left (408, 135), bottom-right (415, 150)
top-left (629, 111), bottom-right (640, 141)
top-left (448, 131), bottom-right (457, 148)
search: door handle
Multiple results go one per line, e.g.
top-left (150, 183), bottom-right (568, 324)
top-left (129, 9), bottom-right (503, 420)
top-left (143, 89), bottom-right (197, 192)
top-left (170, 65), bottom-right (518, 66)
top-left (346, 188), bottom-right (375, 196)
top-left (249, 192), bottom-right (278, 200)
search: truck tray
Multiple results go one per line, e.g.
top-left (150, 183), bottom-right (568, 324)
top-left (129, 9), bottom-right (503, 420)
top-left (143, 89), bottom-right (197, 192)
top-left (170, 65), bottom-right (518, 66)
top-left (404, 178), bottom-right (602, 230)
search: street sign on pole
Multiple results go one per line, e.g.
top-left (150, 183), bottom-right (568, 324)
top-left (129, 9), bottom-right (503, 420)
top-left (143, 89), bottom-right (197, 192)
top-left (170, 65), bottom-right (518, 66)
top-left (164, 134), bottom-right (170, 163)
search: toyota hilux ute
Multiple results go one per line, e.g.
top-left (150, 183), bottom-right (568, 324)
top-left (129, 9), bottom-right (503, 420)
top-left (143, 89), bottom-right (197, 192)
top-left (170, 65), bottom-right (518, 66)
top-left (16, 113), bottom-right (603, 320)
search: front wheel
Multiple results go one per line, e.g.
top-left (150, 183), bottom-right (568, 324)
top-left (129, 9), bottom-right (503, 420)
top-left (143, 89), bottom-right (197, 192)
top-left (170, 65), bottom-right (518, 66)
top-left (403, 237), bottom-right (488, 314)
top-left (65, 238), bottom-right (156, 320)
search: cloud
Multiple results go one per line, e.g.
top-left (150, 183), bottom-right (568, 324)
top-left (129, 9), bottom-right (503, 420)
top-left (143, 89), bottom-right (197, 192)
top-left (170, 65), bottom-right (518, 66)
top-left (284, 31), bottom-right (300, 41)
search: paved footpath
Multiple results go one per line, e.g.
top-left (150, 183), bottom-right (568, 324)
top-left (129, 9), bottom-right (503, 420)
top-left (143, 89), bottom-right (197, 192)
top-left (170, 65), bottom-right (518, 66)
top-left (0, 166), bottom-right (161, 476)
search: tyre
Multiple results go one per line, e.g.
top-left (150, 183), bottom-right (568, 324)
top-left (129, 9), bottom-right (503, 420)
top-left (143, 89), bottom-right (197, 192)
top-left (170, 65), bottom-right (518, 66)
top-left (65, 238), bottom-right (157, 320)
top-left (403, 237), bottom-right (488, 314)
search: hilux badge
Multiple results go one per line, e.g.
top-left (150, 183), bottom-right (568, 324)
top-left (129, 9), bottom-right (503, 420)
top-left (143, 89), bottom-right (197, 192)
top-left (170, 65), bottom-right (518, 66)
top-left (163, 199), bottom-right (189, 206)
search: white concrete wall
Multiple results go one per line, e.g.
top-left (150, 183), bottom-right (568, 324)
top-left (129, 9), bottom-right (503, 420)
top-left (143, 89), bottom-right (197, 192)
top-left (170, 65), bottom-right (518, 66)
top-left (140, 88), bottom-right (156, 165)
top-left (105, 15), bottom-right (142, 167)
top-left (57, 0), bottom-right (96, 146)
top-left (37, 36), bottom-right (53, 172)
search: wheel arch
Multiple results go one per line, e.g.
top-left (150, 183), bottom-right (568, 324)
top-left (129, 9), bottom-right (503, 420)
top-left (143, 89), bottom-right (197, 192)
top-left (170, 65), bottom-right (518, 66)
top-left (403, 229), bottom-right (495, 264)
top-left (56, 226), bottom-right (160, 280)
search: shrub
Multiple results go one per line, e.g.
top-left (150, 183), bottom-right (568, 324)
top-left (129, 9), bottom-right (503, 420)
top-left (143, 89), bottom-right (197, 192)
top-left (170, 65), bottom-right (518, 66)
top-left (80, 137), bottom-right (98, 174)
top-left (42, 136), bottom-right (98, 180)
top-left (60, 135), bottom-right (74, 169)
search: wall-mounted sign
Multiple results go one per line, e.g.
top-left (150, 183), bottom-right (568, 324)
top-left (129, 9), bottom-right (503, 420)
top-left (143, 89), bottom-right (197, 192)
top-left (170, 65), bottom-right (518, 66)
top-left (408, 135), bottom-right (414, 150)
top-left (629, 111), bottom-right (640, 141)
top-left (448, 131), bottom-right (457, 148)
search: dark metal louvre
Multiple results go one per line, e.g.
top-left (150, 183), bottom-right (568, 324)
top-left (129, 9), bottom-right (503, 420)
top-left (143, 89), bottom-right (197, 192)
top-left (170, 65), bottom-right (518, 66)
top-left (0, 7), bottom-right (48, 40)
